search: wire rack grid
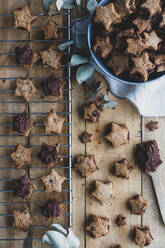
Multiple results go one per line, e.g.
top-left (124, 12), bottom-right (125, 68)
top-left (0, 2), bottom-right (72, 246)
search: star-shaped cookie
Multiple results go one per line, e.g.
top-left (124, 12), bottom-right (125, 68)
top-left (91, 180), bottom-right (114, 205)
top-left (10, 144), bottom-right (32, 169)
top-left (94, 2), bottom-right (121, 31)
top-left (13, 207), bottom-right (34, 231)
top-left (13, 78), bottom-right (37, 102)
top-left (41, 20), bottom-right (59, 40)
top-left (114, 159), bottom-right (134, 179)
top-left (86, 214), bottom-right (110, 238)
top-left (40, 46), bottom-right (63, 69)
top-left (44, 109), bottom-right (65, 135)
top-left (128, 194), bottom-right (148, 215)
top-left (41, 73), bottom-right (63, 97)
top-left (160, 12), bottom-right (165, 28)
top-left (13, 5), bottom-right (37, 32)
top-left (74, 154), bottom-right (98, 177)
top-left (41, 169), bottom-right (66, 193)
top-left (134, 226), bottom-right (153, 248)
top-left (143, 31), bottom-right (162, 51)
top-left (83, 102), bottom-right (101, 122)
top-left (107, 51), bottom-right (129, 76)
top-left (126, 36), bottom-right (146, 55)
top-left (141, 0), bottom-right (161, 17)
top-left (130, 53), bottom-right (155, 82)
top-left (93, 36), bottom-right (112, 59)
top-left (105, 122), bottom-right (129, 148)
top-left (154, 54), bottom-right (165, 72)
top-left (114, 0), bottom-right (136, 19)
top-left (133, 18), bottom-right (151, 34)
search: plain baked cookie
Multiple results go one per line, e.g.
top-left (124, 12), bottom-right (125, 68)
top-left (13, 207), bottom-right (33, 231)
top-left (14, 78), bottom-right (37, 102)
top-left (44, 109), bottom-right (65, 135)
top-left (83, 102), bottom-right (101, 122)
top-left (134, 226), bottom-right (153, 247)
top-left (40, 46), bottom-right (63, 69)
top-left (41, 169), bottom-right (66, 193)
top-left (10, 144), bottom-right (32, 169)
top-left (128, 195), bottom-right (148, 215)
top-left (105, 122), bottom-right (129, 148)
top-left (91, 180), bottom-right (114, 205)
top-left (86, 214), bottom-right (110, 238)
top-left (114, 159), bottom-right (134, 179)
top-left (74, 154), bottom-right (98, 177)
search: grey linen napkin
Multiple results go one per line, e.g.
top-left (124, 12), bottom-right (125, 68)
top-left (72, 16), bottom-right (165, 117)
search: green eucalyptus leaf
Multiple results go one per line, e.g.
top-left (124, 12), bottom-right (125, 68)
top-left (76, 64), bottom-right (94, 84)
top-left (87, 0), bottom-right (98, 12)
top-left (70, 54), bottom-right (89, 66)
top-left (63, 0), bottom-right (75, 9)
top-left (85, 76), bottom-right (94, 87)
top-left (42, 0), bottom-right (54, 12)
top-left (104, 93), bottom-right (109, 102)
top-left (58, 40), bottom-right (74, 51)
top-left (51, 224), bottom-right (67, 236)
top-left (56, 0), bottom-right (64, 11)
top-left (102, 100), bottom-right (118, 109)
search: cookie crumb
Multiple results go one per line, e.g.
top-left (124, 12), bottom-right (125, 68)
top-left (146, 121), bottom-right (159, 131)
top-left (116, 214), bottom-right (127, 227)
top-left (80, 131), bottom-right (92, 143)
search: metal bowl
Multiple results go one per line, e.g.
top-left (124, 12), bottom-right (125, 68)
top-left (87, 0), bottom-right (165, 86)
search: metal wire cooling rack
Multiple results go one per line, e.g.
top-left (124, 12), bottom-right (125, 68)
top-left (0, 2), bottom-right (72, 247)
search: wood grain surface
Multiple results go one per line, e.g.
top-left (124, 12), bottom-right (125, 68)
top-left (0, 1), bottom-right (165, 248)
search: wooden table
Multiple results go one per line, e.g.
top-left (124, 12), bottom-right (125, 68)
top-left (0, 1), bottom-right (165, 248)
top-left (72, 72), bottom-right (165, 247)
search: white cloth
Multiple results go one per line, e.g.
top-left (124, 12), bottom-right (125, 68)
top-left (72, 16), bottom-right (165, 117)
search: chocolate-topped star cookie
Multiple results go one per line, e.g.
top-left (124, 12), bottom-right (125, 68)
top-left (13, 175), bottom-right (36, 199)
top-left (37, 143), bottom-right (61, 167)
top-left (91, 180), bottom-right (114, 205)
top-left (141, 0), bottom-right (161, 17)
top-left (13, 111), bottom-right (33, 136)
top-left (13, 207), bottom-right (34, 231)
top-left (94, 3), bottom-right (121, 31)
top-left (86, 214), bottom-right (110, 238)
top-left (107, 51), bottom-right (129, 76)
top-left (41, 169), bottom-right (66, 193)
top-left (93, 36), bottom-right (112, 59)
top-left (14, 78), bottom-right (37, 102)
top-left (10, 144), bottom-right (32, 169)
top-left (74, 154), bottom-right (98, 177)
top-left (114, 159), bottom-right (134, 179)
top-left (130, 53), bottom-right (155, 82)
top-left (128, 195), bottom-right (148, 215)
top-left (105, 122), bottom-right (129, 148)
top-left (13, 5), bottom-right (37, 32)
top-left (15, 45), bottom-right (39, 70)
top-left (40, 46), bottom-right (63, 69)
top-left (41, 73), bottom-right (63, 97)
top-left (44, 109), bottom-right (65, 135)
top-left (134, 226), bottom-right (153, 248)
top-left (41, 198), bottom-right (64, 219)
top-left (143, 31), bottom-right (162, 51)
top-left (83, 102), bottom-right (101, 122)
top-left (41, 20), bottom-right (60, 40)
